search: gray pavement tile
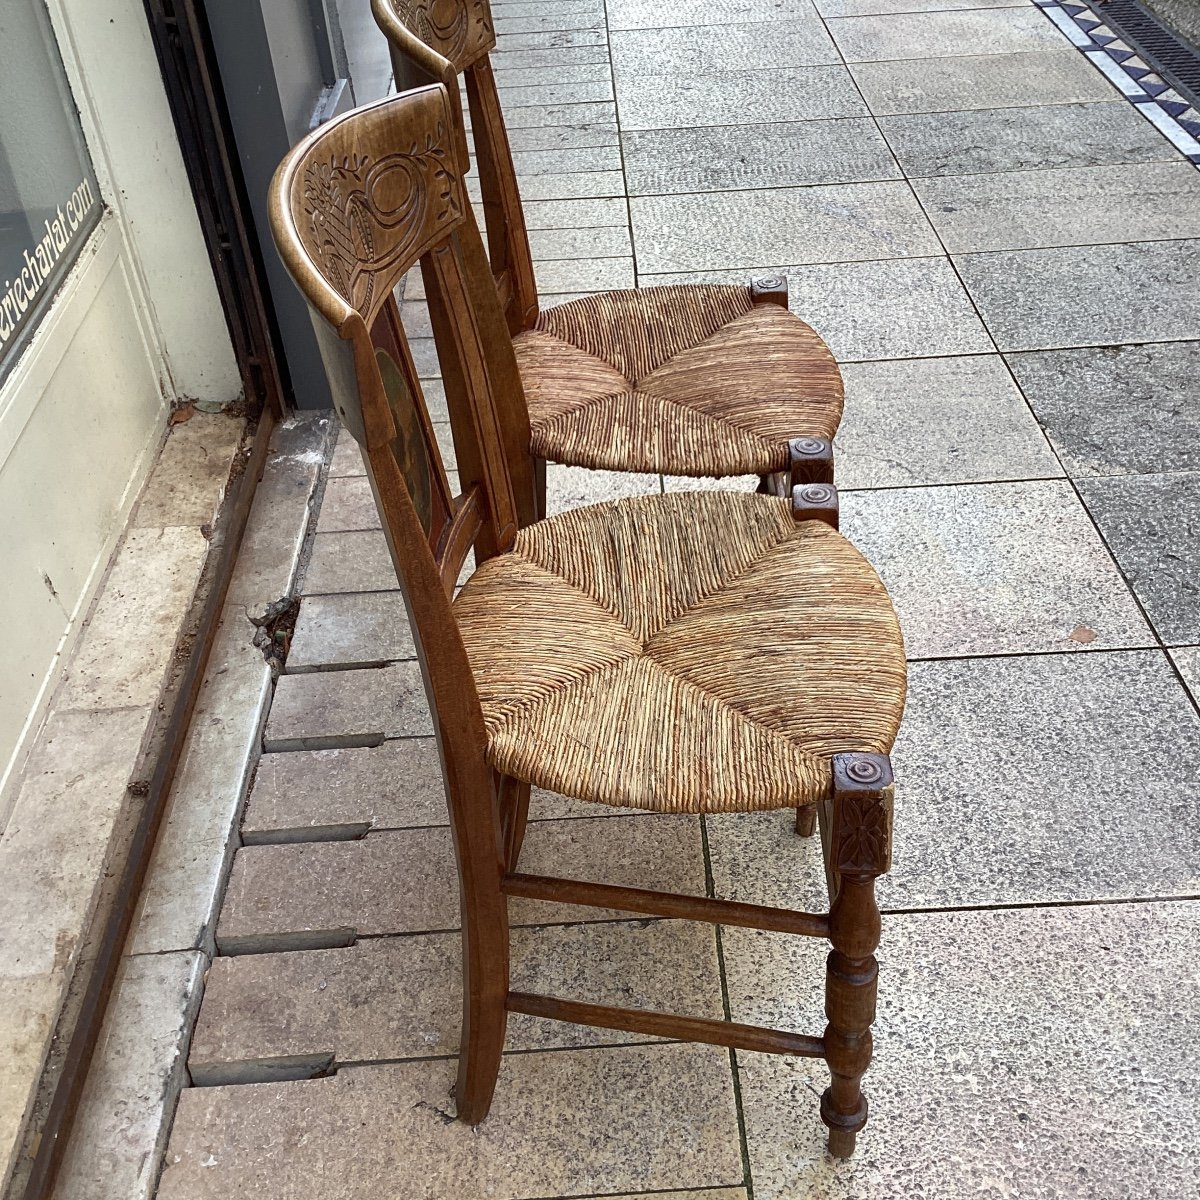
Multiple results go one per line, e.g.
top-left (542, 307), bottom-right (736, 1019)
top-left (545, 464), bottom-right (662, 514)
top-left (517, 170), bottom-right (627, 200)
top-left (615, 66), bottom-right (867, 130)
top-left (190, 920), bottom-right (721, 1077)
top-left (494, 11), bottom-right (604, 36)
top-left (727, 901), bottom-right (1200, 1199)
top-left (510, 144), bottom-right (623, 176)
top-left (1172, 645), bottom-right (1200, 703)
top-left (498, 79), bottom-right (613, 108)
top-left (878, 101), bottom-right (1181, 177)
top-left (523, 196), bottom-right (628, 228)
top-left (641, 257), bottom-right (992, 360)
top-left (850, 49), bottom-right (1118, 115)
top-left (160, 1044), bottom-right (743, 1200)
top-left (500, 100), bottom-right (616, 129)
top-left (1007, 341), bottom-right (1200, 477)
top-left (711, 651), bottom-right (1200, 913)
top-left (1078, 471), bottom-right (1200, 645)
top-left (828, 6), bottom-right (1065, 61)
top-left (914, 161), bottom-right (1200, 253)
top-left (631, 182), bottom-right (940, 273)
top-left (300, 530), bottom-right (395, 595)
top-left (288, 592), bottom-right (415, 672)
top-left (490, 45), bottom-right (610, 72)
top-left (529, 224), bottom-right (632, 260)
top-left (242, 740), bottom-right (446, 841)
top-left (818, 0), bottom-right (1030, 12)
top-left (835, 354), bottom-right (1062, 489)
top-left (621, 118), bottom-right (900, 195)
top-left (610, 20), bottom-right (839, 79)
top-left (955, 239), bottom-right (1200, 351)
top-left (215, 815), bottom-right (705, 949)
top-left (314, 475), bottom-right (379, 534)
top-left (494, 27), bottom-right (608, 51)
top-left (840, 480), bottom-right (1153, 657)
top-left (263, 663), bottom-right (432, 751)
top-left (505, 122), bottom-right (620, 153)
top-left (328, 431), bottom-right (363, 478)
top-left (608, 0), bottom-right (815, 28)
top-left (492, 63), bottom-right (611, 88)
top-left (534, 255), bottom-right (634, 294)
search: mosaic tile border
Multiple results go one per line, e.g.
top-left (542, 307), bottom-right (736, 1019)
top-left (1035, 0), bottom-right (1200, 164)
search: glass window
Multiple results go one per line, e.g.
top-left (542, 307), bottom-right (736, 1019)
top-left (0, 1), bottom-right (102, 381)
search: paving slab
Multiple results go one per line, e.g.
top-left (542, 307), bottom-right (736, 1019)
top-left (132, 414), bottom-right (243, 528)
top-left (535, 255), bottom-right (634, 294)
top-left (215, 815), bottom-right (705, 950)
top-left (841, 480), bottom-right (1152, 657)
top-left (727, 901), bottom-right (1200, 1200)
top-left (1172, 645), bottom-right (1200, 703)
top-left (529, 224), bottom-right (632, 261)
top-left (517, 170), bottom-right (627, 201)
top-left (494, 11), bottom-right (604, 37)
top-left (1007, 341), bottom-right (1200, 477)
top-left (0, 975), bottom-right (58, 1187)
top-left (828, 6), bottom-right (1065, 61)
top-left (819, 0), bottom-right (1029, 11)
top-left (327, 432), bottom-right (364, 478)
top-left (159, 1043), bottom-right (743, 1200)
top-left (501, 99), bottom-right (617, 129)
top-left (56, 526), bottom-right (209, 711)
top-left (523, 196), bottom-right (628, 229)
top-left (878, 100), bottom-right (1181, 177)
top-left (709, 650), bottom-right (1200, 913)
top-left (1078, 471), bottom-right (1200, 646)
top-left (546, 464), bottom-right (662, 514)
top-left (242, 739), bottom-right (446, 841)
top-left (616, 66), bottom-right (867, 130)
top-left (850, 49), bottom-right (1118, 115)
top-left (497, 79), bottom-right (613, 109)
top-left (301, 529), bottom-right (396, 595)
top-left (223, 416), bottom-right (327, 619)
top-left (494, 28), bottom-right (608, 52)
top-left (491, 45), bottom-right (609, 74)
top-left (641, 256), bottom-right (991, 360)
top-left (631, 182), bottom-right (940, 274)
top-left (190, 920), bottom-right (721, 1080)
top-left (505, 121), bottom-right (621, 152)
top-left (914, 161), bottom-right (1200, 252)
top-left (608, 0), bottom-right (814, 28)
top-left (493, 63), bottom-right (611, 89)
top-left (130, 609), bottom-right (271, 955)
top-left (835, 354), bottom-right (1062, 489)
top-left (622, 119), bottom-right (900, 194)
top-left (263, 663), bottom-right (431, 751)
top-left (510, 143), bottom-right (624, 176)
top-left (52, 952), bottom-right (204, 1200)
top-left (314, 475), bottom-right (379, 533)
top-left (610, 20), bottom-right (839, 79)
top-left (955, 238), bottom-right (1200, 351)
top-left (288, 592), bottom-right (415, 672)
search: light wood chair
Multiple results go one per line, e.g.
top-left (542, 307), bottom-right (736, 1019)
top-left (371, 0), bottom-right (845, 506)
top-left (269, 85), bottom-right (907, 1159)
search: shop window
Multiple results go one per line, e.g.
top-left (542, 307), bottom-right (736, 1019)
top-left (0, 1), bottom-right (102, 382)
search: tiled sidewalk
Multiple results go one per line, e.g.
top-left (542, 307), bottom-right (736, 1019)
top-left (158, 2), bottom-right (1200, 1197)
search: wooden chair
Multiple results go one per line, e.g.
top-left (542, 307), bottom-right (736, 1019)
top-left (370, 0), bottom-right (845, 505)
top-left (268, 85), bottom-right (907, 1159)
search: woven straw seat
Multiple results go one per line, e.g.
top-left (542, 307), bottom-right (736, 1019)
top-left (514, 285), bottom-right (845, 476)
top-left (454, 490), bottom-right (906, 813)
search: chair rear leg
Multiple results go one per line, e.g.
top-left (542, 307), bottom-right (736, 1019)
top-left (821, 753), bottom-right (893, 1158)
top-left (795, 804), bottom-right (817, 837)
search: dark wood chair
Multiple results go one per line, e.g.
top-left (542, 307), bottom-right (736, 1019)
top-left (370, 0), bottom-right (845, 503)
top-left (268, 85), bottom-right (907, 1159)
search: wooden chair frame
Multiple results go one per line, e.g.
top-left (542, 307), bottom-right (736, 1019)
top-left (269, 84), bottom-right (894, 1159)
top-left (371, 0), bottom-right (838, 506)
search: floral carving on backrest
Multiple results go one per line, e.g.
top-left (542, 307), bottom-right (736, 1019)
top-left (388, 0), bottom-right (494, 67)
top-left (299, 124), bottom-right (462, 321)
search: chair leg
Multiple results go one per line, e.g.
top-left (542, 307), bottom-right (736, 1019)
top-left (794, 804), bottom-right (817, 837)
top-left (452, 782), bottom-right (511, 1125)
top-left (502, 776), bottom-right (531, 871)
top-left (534, 455), bottom-right (547, 520)
top-left (821, 753), bottom-right (893, 1159)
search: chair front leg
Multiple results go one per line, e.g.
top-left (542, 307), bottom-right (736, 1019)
top-left (821, 752), bottom-right (893, 1158)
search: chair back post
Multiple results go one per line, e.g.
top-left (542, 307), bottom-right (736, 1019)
top-left (267, 82), bottom-right (526, 863)
top-left (372, 0), bottom-right (540, 333)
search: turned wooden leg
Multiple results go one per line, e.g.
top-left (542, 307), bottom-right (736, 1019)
top-left (795, 804), bottom-right (817, 837)
top-left (452, 778), bottom-right (510, 1125)
top-left (821, 752), bottom-right (893, 1159)
top-left (500, 774), bottom-right (531, 871)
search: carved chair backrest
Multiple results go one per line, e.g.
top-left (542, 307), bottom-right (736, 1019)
top-left (269, 83), bottom-right (539, 823)
top-left (372, 0), bottom-right (539, 334)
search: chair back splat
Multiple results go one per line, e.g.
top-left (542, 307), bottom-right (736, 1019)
top-left (269, 81), bottom-right (538, 836)
top-left (372, 0), bottom-right (539, 334)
